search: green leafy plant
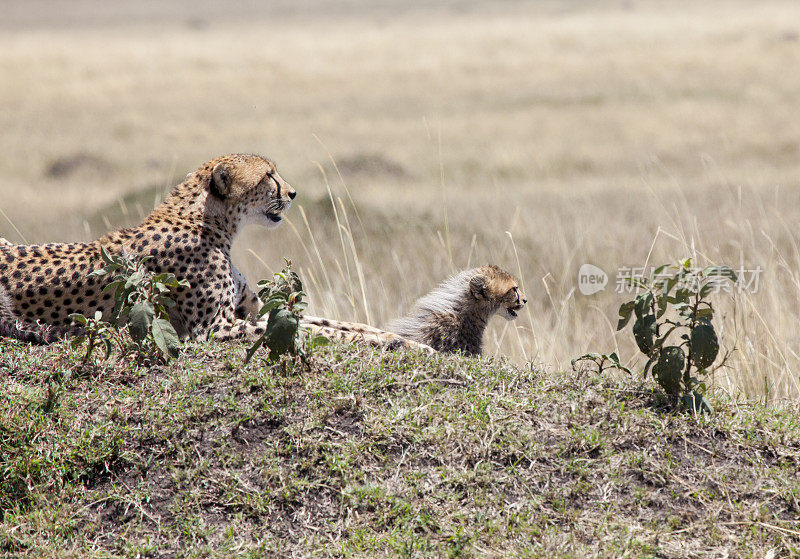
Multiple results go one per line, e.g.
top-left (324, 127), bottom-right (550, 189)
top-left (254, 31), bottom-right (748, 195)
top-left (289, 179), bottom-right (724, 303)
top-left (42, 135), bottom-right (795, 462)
top-left (577, 260), bottom-right (737, 412)
top-left (571, 352), bottom-right (632, 377)
top-left (69, 310), bottom-right (123, 365)
top-left (87, 247), bottom-right (189, 361)
top-left (244, 259), bottom-right (328, 364)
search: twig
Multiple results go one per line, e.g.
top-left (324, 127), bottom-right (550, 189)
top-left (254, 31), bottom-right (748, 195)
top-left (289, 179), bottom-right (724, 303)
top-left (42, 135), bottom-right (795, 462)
top-left (410, 377), bottom-right (465, 388)
top-left (684, 437), bottom-right (715, 455)
top-left (721, 521), bottom-right (800, 537)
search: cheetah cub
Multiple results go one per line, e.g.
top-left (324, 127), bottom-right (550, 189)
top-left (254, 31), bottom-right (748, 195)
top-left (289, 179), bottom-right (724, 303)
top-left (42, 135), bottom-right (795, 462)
top-left (301, 265), bottom-right (526, 356)
top-left (388, 265), bottom-right (526, 356)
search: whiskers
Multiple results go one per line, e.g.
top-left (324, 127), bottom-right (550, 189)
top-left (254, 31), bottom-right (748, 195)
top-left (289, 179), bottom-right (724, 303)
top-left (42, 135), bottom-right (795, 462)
top-left (265, 199), bottom-right (288, 215)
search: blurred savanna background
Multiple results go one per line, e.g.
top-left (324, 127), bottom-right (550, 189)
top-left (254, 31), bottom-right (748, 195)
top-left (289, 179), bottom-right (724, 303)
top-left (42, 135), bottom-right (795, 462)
top-left (2, 0), bottom-right (800, 398)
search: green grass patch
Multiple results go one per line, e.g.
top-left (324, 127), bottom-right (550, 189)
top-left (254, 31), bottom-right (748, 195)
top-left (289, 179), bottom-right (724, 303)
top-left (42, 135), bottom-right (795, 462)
top-left (1, 338), bottom-right (799, 556)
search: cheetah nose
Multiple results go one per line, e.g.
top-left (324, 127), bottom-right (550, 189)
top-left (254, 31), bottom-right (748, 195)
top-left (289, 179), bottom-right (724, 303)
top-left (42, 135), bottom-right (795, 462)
top-left (523, 298), bottom-right (527, 304)
top-left (288, 190), bottom-right (296, 200)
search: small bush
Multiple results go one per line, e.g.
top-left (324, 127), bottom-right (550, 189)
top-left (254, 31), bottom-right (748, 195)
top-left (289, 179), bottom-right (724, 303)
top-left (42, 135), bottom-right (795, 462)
top-left (71, 247), bottom-right (189, 363)
top-left (575, 259), bottom-right (736, 412)
top-left (245, 259), bottom-right (328, 364)
top-left (69, 311), bottom-right (122, 365)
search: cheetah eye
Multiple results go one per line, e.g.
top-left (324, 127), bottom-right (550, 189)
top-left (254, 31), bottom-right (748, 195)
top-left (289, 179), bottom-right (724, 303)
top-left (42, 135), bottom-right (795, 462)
top-left (264, 172), bottom-right (278, 189)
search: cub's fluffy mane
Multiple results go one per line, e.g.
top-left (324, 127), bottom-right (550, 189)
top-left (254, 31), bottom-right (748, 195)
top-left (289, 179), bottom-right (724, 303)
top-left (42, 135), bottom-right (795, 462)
top-left (388, 268), bottom-right (477, 332)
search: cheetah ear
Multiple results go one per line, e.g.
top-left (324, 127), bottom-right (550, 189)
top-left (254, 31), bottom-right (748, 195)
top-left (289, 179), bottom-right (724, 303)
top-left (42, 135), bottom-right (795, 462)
top-left (469, 275), bottom-right (486, 299)
top-left (210, 163), bottom-right (232, 199)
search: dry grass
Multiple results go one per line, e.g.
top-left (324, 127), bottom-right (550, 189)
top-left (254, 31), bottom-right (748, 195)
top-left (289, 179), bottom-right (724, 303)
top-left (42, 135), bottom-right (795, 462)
top-left (2, 1), bottom-right (800, 397)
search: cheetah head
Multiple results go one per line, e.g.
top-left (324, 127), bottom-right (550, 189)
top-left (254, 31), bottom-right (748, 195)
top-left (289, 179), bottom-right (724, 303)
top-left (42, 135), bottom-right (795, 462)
top-left (208, 154), bottom-right (296, 230)
top-left (498, 283), bottom-right (527, 320)
top-left (469, 265), bottom-right (527, 321)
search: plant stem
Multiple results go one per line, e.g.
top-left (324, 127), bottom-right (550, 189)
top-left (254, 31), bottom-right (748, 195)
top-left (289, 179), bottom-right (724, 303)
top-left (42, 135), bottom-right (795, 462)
top-left (684, 289), bottom-right (700, 391)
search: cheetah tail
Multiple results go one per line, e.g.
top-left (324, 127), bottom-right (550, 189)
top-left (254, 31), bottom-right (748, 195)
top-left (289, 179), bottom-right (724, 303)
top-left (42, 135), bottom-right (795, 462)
top-left (0, 285), bottom-right (78, 344)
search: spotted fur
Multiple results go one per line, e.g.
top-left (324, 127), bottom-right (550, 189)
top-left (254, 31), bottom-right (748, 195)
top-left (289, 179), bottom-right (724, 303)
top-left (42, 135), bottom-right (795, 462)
top-left (300, 315), bottom-right (436, 353)
top-left (301, 265), bottom-right (526, 356)
top-left (0, 153), bottom-right (295, 344)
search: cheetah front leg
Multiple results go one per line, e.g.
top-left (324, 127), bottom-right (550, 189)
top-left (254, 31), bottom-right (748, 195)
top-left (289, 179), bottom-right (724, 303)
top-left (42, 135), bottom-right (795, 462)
top-left (208, 316), bottom-right (268, 343)
top-left (193, 298), bottom-right (268, 343)
top-left (183, 263), bottom-right (265, 342)
top-left (231, 264), bottom-right (262, 320)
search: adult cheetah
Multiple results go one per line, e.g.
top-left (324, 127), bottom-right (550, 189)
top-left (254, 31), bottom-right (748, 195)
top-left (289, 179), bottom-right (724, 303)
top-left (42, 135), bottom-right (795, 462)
top-left (0, 153), bottom-right (294, 344)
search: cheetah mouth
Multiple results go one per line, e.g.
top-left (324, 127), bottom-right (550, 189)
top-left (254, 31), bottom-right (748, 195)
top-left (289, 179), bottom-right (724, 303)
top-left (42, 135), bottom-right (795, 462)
top-left (264, 211), bottom-right (283, 223)
top-left (507, 307), bottom-right (523, 319)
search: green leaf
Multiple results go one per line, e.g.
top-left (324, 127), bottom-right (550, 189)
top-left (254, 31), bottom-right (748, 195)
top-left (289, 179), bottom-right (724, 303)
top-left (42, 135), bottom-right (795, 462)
top-left (663, 275), bottom-right (680, 296)
top-left (652, 346), bottom-right (685, 397)
top-left (699, 283), bottom-right (715, 298)
top-left (702, 265), bottom-right (737, 283)
top-left (128, 301), bottom-right (155, 344)
top-left (652, 324), bottom-right (679, 352)
top-left (690, 323), bottom-right (719, 370)
top-left (124, 268), bottom-right (146, 291)
top-left (263, 308), bottom-right (299, 361)
top-left (153, 283), bottom-right (170, 295)
top-left (696, 307), bottom-right (714, 321)
top-left (683, 391), bottom-right (713, 414)
top-left (642, 355), bottom-right (657, 378)
top-left (69, 313), bottom-right (88, 326)
top-left (247, 261), bottom-right (307, 362)
top-left (634, 292), bottom-right (653, 320)
top-left (650, 264), bottom-right (668, 283)
top-left (293, 300), bottom-right (308, 314)
top-left (103, 280), bottom-right (124, 293)
top-left (151, 317), bottom-right (181, 359)
top-left (675, 302), bottom-right (694, 319)
top-left (110, 296), bottom-right (126, 325)
top-left (616, 301), bottom-right (636, 331)
top-left (669, 288), bottom-right (692, 305)
top-left (153, 272), bottom-right (179, 285)
top-left (71, 335), bottom-right (86, 349)
top-left (632, 314), bottom-right (657, 355)
top-left (99, 246), bottom-right (115, 265)
top-left (306, 334), bottom-right (330, 352)
top-left (244, 336), bottom-right (266, 365)
top-left (655, 293), bottom-right (669, 319)
top-left (257, 295), bottom-right (286, 316)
